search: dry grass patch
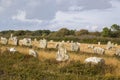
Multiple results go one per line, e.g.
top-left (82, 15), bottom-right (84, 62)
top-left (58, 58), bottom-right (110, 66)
top-left (1, 43), bottom-right (120, 77)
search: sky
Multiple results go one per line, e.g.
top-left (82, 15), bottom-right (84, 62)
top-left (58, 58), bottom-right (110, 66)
top-left (0, 0), bottom-right (120, 31)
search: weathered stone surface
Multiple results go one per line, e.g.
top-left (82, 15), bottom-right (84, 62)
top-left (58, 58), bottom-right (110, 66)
top-left (9, 47), bottom-right (17, 53)
top-left (19, 38), bottom-right (32, 46)
top-left (115, 49), bottom-right (120, 56)
top-left (85, 57), bottom-right (105, 65)
top-left (40, 39), bottom-right (47, 48)
top-left (0, 37), bottom-right (8, 45)
top-left (94, 47), bottom-right (105, 55)
top-left (71, 42), bottom-right (80, 52)
top-left (29, 49), bottom-right (38, 57)
top-left (9, 37), bottom-right (18, 45)
top-left (98, 42), bottom-right (101, 45)
top-left (56, 43), bottom-right (69, 62)
top-left (106, 41), bottom-right (113, 50)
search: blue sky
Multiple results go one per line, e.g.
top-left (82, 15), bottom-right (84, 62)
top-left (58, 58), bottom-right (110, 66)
top-left (0, 0), bottom-right (120, 31)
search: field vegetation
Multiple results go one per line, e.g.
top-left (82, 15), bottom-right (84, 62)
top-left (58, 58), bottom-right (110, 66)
top-left (1, 24), bottom-right (120, 79)
top-left (0, 44), bottom-right (120, 80)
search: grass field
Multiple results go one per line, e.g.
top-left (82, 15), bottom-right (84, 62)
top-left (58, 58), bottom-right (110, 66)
top-left (0, 42), bottom-right (120, 80)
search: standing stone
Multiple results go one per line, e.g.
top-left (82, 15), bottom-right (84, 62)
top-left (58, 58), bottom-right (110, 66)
top-left (94, 47), bottom-right (105, 55)
top-left (40, 39), bottom-right (47, 48)
top-left (98, 42), bottom-right (101, 45)
top-left (106, 41), bottom-right (113, 50)
top-left (21, 38), bottom-right (32, 46)
top-left (50, 40), bottom-right (53, 42)
top-left (71, 42), bottom-right (80, 52)
top-left (0, 37), bottom-right (8, 45)
top-left (108, 41), bottom-right (111, 46)
top-left (115, 49), bottom-right (120, 56)
top-left (29, 49), bottom-right (38, 58)
top-left (62, 40), bottom-right (65, 43)
top-left (11, 34), bottom-right (13, 38)
top-left (66, 41), bottom-right (70, 43)
top-left (9, 34), bottom-right (13, 40)
top-left (111, 43), bottom-right (114, 48)
top-left (56, 43), bottom-right (69, 62)
top-left (115, 44), bottom-right (118, 47)
top-left (13, 37), bottom-right (18, 45)
top-left (26, 38), bottom-right (32, 46)
top-left (9, 33), bottom-right (18, 46)
top-left (34, 38), bottom-right (37, 42)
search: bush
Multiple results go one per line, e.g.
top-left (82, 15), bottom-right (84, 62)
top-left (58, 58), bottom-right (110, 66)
top-left (0, 51), bottom-right (119, 80)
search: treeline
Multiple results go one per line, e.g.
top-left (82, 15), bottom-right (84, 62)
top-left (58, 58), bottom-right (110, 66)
top-left (0, 28), bottom-right (101, 38)
top-left (0, 24), bottom-right (120, 44)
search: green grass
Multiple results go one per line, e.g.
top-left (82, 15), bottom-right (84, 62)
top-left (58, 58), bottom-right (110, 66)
top-left (0, 51), bottom-right (120, 80)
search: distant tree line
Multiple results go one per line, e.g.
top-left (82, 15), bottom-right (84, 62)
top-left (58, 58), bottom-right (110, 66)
top-left (1, 24), bottom-right (119, 38)
top-left (0, 24), bottom-right (120, 44)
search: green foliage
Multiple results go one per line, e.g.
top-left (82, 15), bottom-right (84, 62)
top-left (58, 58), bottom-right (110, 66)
top-left (75, 29), bottom-right (89, 36)
top-left (14, 30), bottom-right (28, 36)
top-left (56, 28), bottom-right (70, 37)
top-left (101, 24), bottom-right (120, 37)
top-left (48, 28), bottom-right (75, 37)
top-left (0, 51), bottom-right (119, 80)
top-left (111, 24), bottom-right (120, 32)
top-left (101, 27), bottom-right (111, 37)
top-left (69, 29), bottom-right (76, 35)
top-left (110, 24), bottom-right (120, 37)
top-left (110, 31), bottom-right (119, 37)
top-left (89, 31), bottom-right (101, 36)
top-left (32, 30), bottom-right (51, 36)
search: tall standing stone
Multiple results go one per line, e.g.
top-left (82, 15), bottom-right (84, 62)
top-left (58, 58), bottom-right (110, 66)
top-left (106, 41), bottom-right (113, 50)
top-left (56, 43), bottom-right (69, 62)
top-left (98, 42), bottom-right (101, 45)
top-left (40, 39), bottom-right (47, 48)
top-left (71, 42), bottom-right (80, 52)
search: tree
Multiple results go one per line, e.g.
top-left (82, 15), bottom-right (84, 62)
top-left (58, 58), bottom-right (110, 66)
top-left (14, 30), bottom-right (26, 36)
top-left (111, 24), bottom-right (120, 31)
top-left (32, 30), bottom-right (51, 36)
top-left (89, 31), bottom-right (101, 36)
top-left (69, 30), bottom-right (76, 35)
top-left (110, 24), bottom-right (120, 37)
top-left (75, 29), bottom-right (89, 36)
top-left (101, 27), bottom-right (111, 37)
top-left (56, 28), bottom-right (70, 37)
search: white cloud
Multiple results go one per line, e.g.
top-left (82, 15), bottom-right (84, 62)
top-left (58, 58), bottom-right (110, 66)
top-left (0, 0), bottom-right (13, 7)
top-left (49, 0), bottom-right (120, 31)
top-left (27, 0), bottom-right (40, 7)
top-left (69, 6), bottom-right (83, 11)
top-left (0, 7), bottom-right (4, 13)
top-left (12, 10), bottom-right (42, 23)
top-left (50, 11), bottom-right (99, 31)
top-left (0, 0), bottom-right (13, 13)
